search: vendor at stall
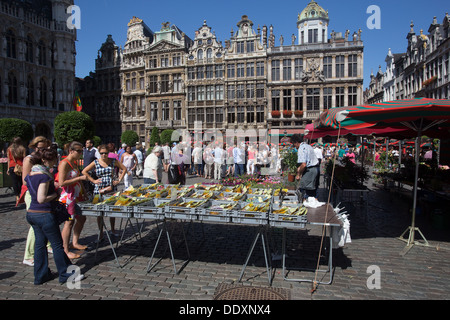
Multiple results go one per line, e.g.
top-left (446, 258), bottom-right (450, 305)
top-left (290, 134), bottom-right (319, 199)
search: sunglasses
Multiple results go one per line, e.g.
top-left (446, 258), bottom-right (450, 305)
top-left (100, 152), bottom-right (109, 155)
top-left (72, 149), bottom-right (83, 153)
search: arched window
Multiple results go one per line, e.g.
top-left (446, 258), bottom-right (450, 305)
top-left (197, 49), bottom-right (203, 60)
top-left (38, 39), bottom-right (47, 66)
top-left (206, 48), bottom-right (213, 59)
top-left (39, 78), bottom-right (48, 107)
top-left (26, 76), bottom-right (35, 106)
top-left (6, 29), bottom-right (17, 59)
top-left (7, 72), bottom-right (18, 104)
top-left (52, 79), bottom-right (56, 109)
top-left (26, 35), bottom-right (34, 63)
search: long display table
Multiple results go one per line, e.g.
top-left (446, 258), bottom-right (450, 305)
top-left (79, 184), bottom-right (343, 285)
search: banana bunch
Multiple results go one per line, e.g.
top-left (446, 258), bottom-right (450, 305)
top-left (273, 206), bottom-right (308, 216)
top-left (242, 203), bottom-right (270, 212)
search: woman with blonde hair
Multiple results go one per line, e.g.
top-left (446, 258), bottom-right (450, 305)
top-left (22, 136), bottom-right (52, 266)
top-left (6, 137), bottom-right (27, 202)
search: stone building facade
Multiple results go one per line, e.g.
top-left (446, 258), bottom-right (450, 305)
top-left (267, 0), bottom-right (364, 135)
top-left (77, 34), bottom-right (122, 146)
top-left (80, 0), bottom-right (364, 144)
top-left (0, 0), bottom-right (77, 140)
top-left (364, 15), bottom-right (450, 104)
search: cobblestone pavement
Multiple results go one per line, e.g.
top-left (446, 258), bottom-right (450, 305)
top-left (1, 172), bottom-right (450, 301)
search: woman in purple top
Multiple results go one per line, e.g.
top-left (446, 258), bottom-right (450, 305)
top-left (25, 149), bottom-right (83, 285)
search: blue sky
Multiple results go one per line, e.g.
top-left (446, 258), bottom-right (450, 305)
top-left (74, 0), bottom-right (448, 89)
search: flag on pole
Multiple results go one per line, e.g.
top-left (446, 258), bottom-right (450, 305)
top-left (73, 90), bottom-right (82, 112)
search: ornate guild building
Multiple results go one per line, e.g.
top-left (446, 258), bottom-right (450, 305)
top-left (365, 15), bottom-right (449, 103)
top-left (0, 0), bottom-right (77, 140)
top-left (267, 0), bottom-right (364, 136)
top-left (79, 0), bottom-right (364, 144)
top-left (77, 34), bottom-right (122, 146)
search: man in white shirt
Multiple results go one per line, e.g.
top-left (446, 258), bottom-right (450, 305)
top-left (133, 144), bottom-right (144, 178)
top-left (192, 143), bottom-right (203, 177)
top-left (213, 143), bottom-right (226, 180)
top-left (233, 143), bottom-right (245, 177)
top-left (291, 134), bottom-right (320, 199)
top-left (161, 142), bottom-right (171, 172)
top-left (314, 145), bottom-right (323, 166)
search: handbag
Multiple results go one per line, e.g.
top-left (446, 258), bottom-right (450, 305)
top-left (10, 150), bottom-right (22, 176)
top-left (53, 201), bottom-right (72, 224)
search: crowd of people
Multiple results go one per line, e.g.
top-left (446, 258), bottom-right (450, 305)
top-left (153, 140), bottom-right (282, 183)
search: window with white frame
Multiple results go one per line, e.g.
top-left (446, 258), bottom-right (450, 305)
top-left (162, 101), bottom-right (170, 120)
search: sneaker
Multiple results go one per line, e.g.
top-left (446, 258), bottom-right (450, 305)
top-left (23, 259), bottom-right (34, 266)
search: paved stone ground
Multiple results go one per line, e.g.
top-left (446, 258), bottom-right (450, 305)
top-left (1, 171), bottom-right (450, 301)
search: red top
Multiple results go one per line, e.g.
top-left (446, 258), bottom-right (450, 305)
top-left (8, 149), bottom-right (24, 168)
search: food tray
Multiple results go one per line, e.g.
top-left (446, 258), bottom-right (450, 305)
top-left (244, 193), bottom-right (272, 203)
top-left (200, 200), bottom-right (240, 223)
top-left (78, 202), bottom-right (103, 217)
top-left (102, 203), bottom-right (134, 218)
top-left (183, 190), bottom-right (215, 201)
top-left (246, 188), bottom-right (273, 196)
top-left (165, 198), bottom-right (209, 221)
top-left (269, 203), bottom-right (308, 229)
top-left (213, 191), bottom-right (247, 202)
top-left (231, 202), bottom-right (269, 225)
top-left (133, 199), bottom-right (169, 220)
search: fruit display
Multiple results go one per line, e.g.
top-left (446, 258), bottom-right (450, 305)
top-left (247, 188), bottom-right (272, 196)
top-left (187, 190), bottom-right (215, 200)
top-left (169, 199), bottom-right (208, 208)
top-left (273, 188), bottom-right (289, 197)
top-left (214, 192), bottom-right (245, 201)
top-left (244, 194), bottom-right (271, 203)
top-left (208, 202), bottom-right (239, 215)
top-left (272, 206), bottom-right (307, 216)
top-left (81, 183), bottom-right (313, 227)
top-left (241, 202), bottom-right (270, 213)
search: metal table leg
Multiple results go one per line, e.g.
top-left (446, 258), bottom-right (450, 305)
top-left (94, 214), bottom-right (121, 268)
top-left (239, 225), bottom-right (273, 285)
top-left (146, 219), bottom-right (190, 275)
top-left (282, 226), bottom-right (334, 285)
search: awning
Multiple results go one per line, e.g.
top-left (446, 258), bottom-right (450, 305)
top-left (269, 129), bottom-right (305, 136)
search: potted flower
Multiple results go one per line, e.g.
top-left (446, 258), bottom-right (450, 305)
top-left (294, 110), bottom-right (303, 118)
top-left (281, 147), bottom-right (298, 182)
top-left (271, 110), bottom-right (281, 118)
top-left (283, 110), bottom-right (293, 118)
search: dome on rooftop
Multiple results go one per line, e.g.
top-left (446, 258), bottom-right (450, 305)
top-left (298, 0), bottom-right (329, 23)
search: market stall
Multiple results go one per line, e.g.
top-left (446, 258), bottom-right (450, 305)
top-left (306, 97), bottom-right (450, 255)
top-left (79, 183), bottom-right (344, 285)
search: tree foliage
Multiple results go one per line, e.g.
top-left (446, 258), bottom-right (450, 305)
top-left (149, 127), bottom-right (160, 146)
top-left (0, 118), bottom-right (34, 144)
top-left (121, 130), bottom-right (139, 147)
top-left (54, 111), bottom-right (95, 146)
top-left (160, 129), bottom-right (175, 145)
